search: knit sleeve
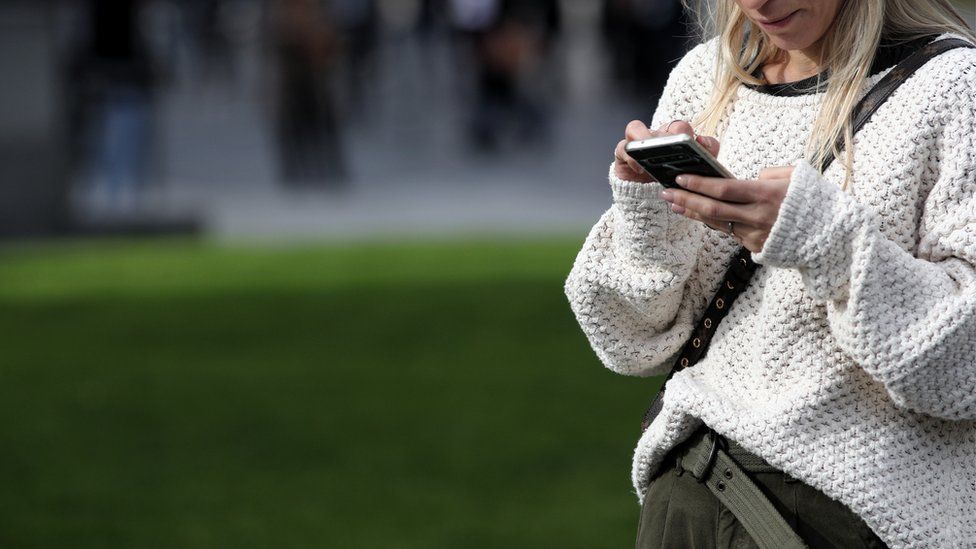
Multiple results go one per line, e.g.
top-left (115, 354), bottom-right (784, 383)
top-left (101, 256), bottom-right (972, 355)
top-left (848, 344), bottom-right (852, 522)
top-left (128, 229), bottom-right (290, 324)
top-left (753, 56), bottom-right (976, 420)
top-left (564, 42), bottom-right (728, 377)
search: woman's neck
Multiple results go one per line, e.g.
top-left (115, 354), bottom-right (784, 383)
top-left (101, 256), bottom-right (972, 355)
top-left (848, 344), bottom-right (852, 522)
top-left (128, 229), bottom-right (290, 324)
top-left (762, 41), bottom-right (827, 84)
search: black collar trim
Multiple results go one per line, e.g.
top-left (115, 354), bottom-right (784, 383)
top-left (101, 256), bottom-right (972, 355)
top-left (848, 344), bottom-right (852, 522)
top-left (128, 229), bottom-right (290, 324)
top-left (744, 35), bottom-right (939, 97)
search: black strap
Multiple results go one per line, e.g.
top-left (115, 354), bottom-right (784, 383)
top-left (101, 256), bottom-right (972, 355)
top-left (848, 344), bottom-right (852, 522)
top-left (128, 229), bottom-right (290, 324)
top-left (641, 37), bottom-right (974, 432)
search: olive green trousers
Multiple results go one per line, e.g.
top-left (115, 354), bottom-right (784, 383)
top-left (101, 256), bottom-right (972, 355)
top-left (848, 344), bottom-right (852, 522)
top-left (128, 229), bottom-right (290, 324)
top-left (635, 430), bottom-right (888, 549)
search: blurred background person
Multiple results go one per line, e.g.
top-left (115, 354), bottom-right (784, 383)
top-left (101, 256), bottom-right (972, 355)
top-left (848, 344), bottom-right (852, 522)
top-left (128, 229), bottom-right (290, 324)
top-left (67, 0), bottom-right (160, 216)
top-left (271, 0), bottom-right (347, 186)
top-left (601, 0), bottom-right (689, 104)
top-left (415, 0), bottom-right (447, 38)
top-left (450, 0), bottom-right (561, 152)
top-left (331, 0), bottom-right (380, 115)
top-left (186, 0), bottom-right (237, 85)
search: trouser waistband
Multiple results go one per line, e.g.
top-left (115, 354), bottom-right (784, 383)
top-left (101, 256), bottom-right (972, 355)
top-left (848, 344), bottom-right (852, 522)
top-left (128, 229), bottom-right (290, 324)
top-left (674, 426), bottom-right (783, 476)
top-left (668, 426), bottom-right (808, 549)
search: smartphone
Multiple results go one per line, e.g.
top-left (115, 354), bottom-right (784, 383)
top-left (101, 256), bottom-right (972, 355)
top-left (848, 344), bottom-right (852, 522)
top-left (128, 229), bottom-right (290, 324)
top-left (625, 133), bottom-right (733, 189)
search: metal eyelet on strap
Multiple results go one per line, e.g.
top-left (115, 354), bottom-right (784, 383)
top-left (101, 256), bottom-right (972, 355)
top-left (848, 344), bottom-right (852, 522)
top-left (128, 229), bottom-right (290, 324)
top-left (680, 357), bottom-right (689, 368)
top-left (703, 318), bottom-right (712, 329)
top-left (716, 298), bottom-right (725, 309)
top-left (692, 338), bottom-right (701, 348)
top-left (726, 280), bottom-right (735, 290)
top-left (740, 258), bottom-right (747, 267)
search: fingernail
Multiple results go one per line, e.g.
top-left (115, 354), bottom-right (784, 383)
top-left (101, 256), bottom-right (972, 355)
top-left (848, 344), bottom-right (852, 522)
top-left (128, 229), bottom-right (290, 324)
top-left (660, 190), bottom-right (673, 201)
top-left (675, 175), bottom-right (689, 186)
top-left (670, 204), bottom-right (686, 214)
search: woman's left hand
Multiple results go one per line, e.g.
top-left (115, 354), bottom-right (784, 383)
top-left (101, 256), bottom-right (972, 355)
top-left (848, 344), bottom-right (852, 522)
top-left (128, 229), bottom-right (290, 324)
top-left (660, 166), bottom-right (795, 253)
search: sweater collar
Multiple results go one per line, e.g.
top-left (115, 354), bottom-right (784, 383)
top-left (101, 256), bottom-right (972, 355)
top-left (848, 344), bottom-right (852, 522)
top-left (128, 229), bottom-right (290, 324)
top-left (744, 35), bottom-right (938, 97)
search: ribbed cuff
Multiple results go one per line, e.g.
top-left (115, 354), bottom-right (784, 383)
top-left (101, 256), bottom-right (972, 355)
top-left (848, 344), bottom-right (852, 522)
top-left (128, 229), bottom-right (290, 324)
top-left (610, 163), bottom-right (671, 220)
top-left (605, 162), bottom-right (705, 268)
top-left (608, 162), bottom-right (667, 201)
top-left (752, 160), bottom-right (844, 268)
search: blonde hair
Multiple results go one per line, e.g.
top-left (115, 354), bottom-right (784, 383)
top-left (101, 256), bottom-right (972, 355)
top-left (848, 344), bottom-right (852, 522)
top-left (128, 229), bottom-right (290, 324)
top-left (686, 0), bottom-right (975, 188)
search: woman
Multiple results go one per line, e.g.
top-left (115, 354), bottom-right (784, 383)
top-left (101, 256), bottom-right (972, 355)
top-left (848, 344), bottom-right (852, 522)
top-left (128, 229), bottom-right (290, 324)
top-left (564, 0), bottom-right (976, 547)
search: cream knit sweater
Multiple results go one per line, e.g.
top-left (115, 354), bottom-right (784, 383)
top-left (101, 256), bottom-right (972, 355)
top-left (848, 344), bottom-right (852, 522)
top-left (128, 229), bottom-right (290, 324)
top-left (565, 36), bottom-right (976, 548)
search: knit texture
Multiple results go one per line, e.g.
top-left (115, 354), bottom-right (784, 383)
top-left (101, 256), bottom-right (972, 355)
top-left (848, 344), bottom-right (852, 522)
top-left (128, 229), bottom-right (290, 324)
top-left (565, 36), bottom-right (976, 548)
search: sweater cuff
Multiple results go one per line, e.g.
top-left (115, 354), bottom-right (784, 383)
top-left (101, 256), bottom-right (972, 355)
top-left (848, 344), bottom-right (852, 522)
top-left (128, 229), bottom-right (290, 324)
top-left (609, 162), bottom-right (667, 201)
top-left (605, 162), bottom-right (705, 268)
top-left (752, 160), bottom-right (846, 268)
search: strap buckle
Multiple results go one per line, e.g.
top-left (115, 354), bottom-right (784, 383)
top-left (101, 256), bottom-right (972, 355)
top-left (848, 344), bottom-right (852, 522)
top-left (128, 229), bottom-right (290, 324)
top-left (692, 428), bottom-right (726, 483)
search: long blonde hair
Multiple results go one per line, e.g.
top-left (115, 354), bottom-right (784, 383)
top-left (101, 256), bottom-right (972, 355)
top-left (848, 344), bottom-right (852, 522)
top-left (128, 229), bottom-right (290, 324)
top-left (687, 0), bottom-right (975, 188)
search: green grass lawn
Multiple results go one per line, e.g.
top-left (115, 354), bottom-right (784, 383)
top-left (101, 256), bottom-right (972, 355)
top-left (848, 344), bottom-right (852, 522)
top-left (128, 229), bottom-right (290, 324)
top-left (0, 239), bottom-right (662, 548)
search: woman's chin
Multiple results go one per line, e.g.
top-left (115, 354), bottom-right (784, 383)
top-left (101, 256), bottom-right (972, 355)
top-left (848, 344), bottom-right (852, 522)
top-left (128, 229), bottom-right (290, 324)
top-left (765, 35), bottom-right (820, 54)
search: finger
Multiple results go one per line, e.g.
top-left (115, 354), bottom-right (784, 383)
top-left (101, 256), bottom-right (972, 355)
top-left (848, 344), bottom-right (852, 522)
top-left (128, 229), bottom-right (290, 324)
top-left (727, 223), bottom-right (766, 252)
top-left (671, 204), bottom-right (731, 234)
top-left (673, 206), bottom-right (763, 251)
top-left (625, 120), bottom-right (653, 142)
top-left (615, 139), bottom-right (652, 179)
top-left (696, 135), bottom-right (721, 158)
top-left (615, 138), bottom-right (642, 173)
top-left (614, 138), bottom-right (628, 163)
top-left (700, 219), bottom-right (728, 233)
top-left (674, 174), bottom-right (760, 204)
top-left (664, 188), bottom-right (752, 223)
top-left (657, 120), bottom-right (695, 138)
top-left (758, 166), bottom-right (794, 180)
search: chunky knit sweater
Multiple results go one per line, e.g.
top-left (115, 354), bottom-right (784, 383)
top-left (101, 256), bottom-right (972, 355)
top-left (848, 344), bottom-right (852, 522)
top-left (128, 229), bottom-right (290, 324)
top-left (565, 36), bottom-right (976, 548)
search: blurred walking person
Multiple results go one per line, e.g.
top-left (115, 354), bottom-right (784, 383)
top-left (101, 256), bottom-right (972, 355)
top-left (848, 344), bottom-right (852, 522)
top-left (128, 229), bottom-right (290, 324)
top-left (271, 0), bottom-right (346, 186)
top-left (331, 0), bottom-right (379, 115)
top-left (450, 0), bottom-right (560, 152)
top-left (601, 0), bottom-right (690, 103)
top-left (191, 0), bottom-right (236, 85)
top-left (69, 0), bottom-right (158, 216)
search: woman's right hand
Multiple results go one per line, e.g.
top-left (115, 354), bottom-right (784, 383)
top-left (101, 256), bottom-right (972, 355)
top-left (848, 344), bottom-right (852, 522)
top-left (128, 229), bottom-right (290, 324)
top-left (613, 120), bottom-right (721, 183)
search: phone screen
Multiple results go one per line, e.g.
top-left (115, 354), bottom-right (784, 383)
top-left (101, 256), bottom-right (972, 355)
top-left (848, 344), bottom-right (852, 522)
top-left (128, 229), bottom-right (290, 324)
top-left (628, 142), bottom-right (729, 189)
